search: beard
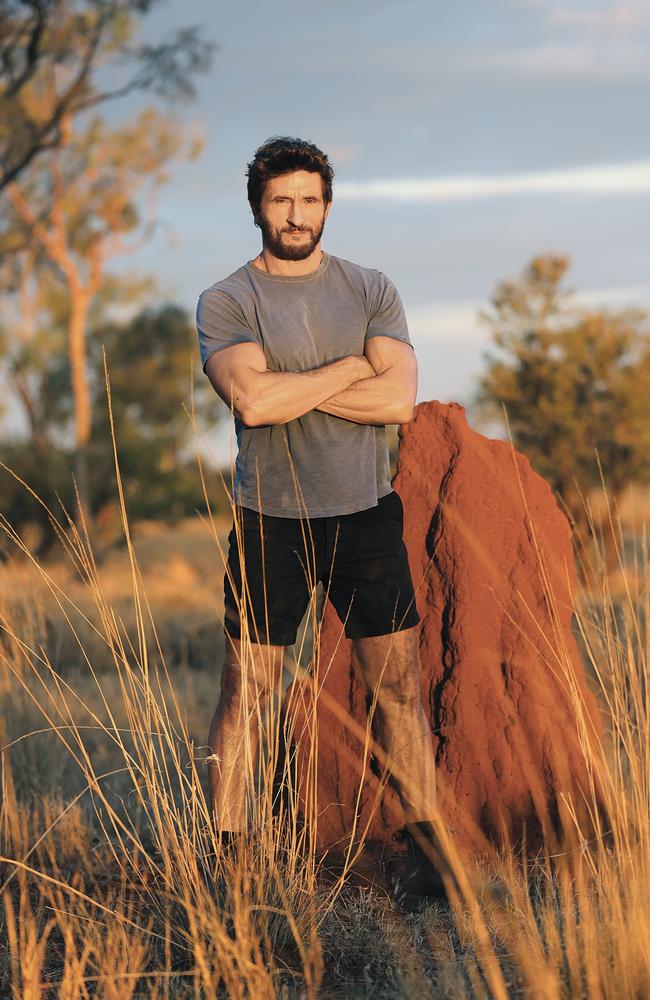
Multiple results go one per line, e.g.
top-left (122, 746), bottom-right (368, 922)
top-left (256, 210), bottom-right (326, 260)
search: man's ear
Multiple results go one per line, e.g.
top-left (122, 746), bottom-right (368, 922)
top-left (324, 199), bottom-right (333, 222)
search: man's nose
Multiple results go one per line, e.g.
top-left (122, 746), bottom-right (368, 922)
top-left (287, 203), bottom-right (305, 226)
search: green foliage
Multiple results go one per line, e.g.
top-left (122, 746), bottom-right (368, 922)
top-left (0, 0), bottom-right (214, 191)
top-left (0, 301), bottom-right (228, 555)
top-left (1, 89), bottom-right (208, 540)
top-left (0, 441), bottom-right (75, 559)
top-left (87, 303), bottom-right (224, 523)
top-left (473, 254), bottom-right (650, 529)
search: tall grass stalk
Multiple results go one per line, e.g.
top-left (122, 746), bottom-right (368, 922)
top-left (0, 361), bottom-right (646, 996)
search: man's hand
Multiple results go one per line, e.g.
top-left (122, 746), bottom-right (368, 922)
top-left (315, 336), bottom-right (417, 425)
top-left (204, 341), bottom-right (377, 426)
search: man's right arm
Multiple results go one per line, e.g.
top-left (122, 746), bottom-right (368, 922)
top-left (204, 341), bottom-right (375, 426)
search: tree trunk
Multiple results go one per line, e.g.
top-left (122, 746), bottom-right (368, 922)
top-left (68, 284), bottom-right (93, 544)
top-left (9, 368), bottom-right (51, 463)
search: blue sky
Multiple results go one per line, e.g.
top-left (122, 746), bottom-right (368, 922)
top-left (128, 0), bottom-right (650, 409)
top-left (4, 0), bottom-right (650, 452)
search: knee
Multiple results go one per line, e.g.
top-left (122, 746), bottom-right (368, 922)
top-left (374, 675), bottom-right (422, 712)
top-left (218, 650), bottom-right (281, 708)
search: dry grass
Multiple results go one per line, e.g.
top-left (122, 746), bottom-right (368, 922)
top-left (0, 384), bottom-right (648, 996)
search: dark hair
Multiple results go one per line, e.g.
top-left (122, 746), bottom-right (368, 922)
top-left (246, 136), bottom-right (334, 222)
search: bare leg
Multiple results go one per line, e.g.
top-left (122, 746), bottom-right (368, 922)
top-left (207, 636), bottom-right (285, 832)
top-left (351, 624), bottom-right (437, 823)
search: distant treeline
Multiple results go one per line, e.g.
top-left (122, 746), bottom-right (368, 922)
top-left (0, 302), bottom-right (230, 558)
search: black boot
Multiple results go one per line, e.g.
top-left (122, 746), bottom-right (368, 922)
top-left (397, 819), bottom-right (450, 903)
top-left (200, 828), bottom-right (246, 875)
top-left (397, 821), bottom-right (502, 907)
top-left (218, 829), bottom-right (244, 851)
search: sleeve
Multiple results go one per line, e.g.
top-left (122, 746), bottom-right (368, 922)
top-left (365, 271), bottom-right (413, 347)
top-left (196, 289), bottom-right (260, 373)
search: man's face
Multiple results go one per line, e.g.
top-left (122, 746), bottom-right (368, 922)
top-left (253, 169), bottom-right (331, 260)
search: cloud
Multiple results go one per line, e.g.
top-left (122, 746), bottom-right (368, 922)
top-left (408, 300), bottom-right (485, 342)
top-left (407, 284), bottom-right (650, 345)
top-left (574, 282), bottom-right (650, 309)
top-left (549, 3), bottom-right (650, 31)
top-left (335, 161), bottom-right (650, 202)
top-left (472, 41), bottom-right (650, 81)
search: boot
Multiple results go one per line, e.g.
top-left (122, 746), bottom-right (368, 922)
top-left (396, 819), bottom-right (450, 904)
top-left (217, 827), bottom-right (247, 863)
top-left (397, 821), bottom-right (507, 907)
top-left (200, 828), bottom-right (246, 877)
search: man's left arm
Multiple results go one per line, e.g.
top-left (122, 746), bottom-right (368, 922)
top-left (314, 334), bottom-right (418, 425)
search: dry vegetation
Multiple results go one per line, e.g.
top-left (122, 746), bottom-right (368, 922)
top-left (0, 463), bottom-right (648, 997)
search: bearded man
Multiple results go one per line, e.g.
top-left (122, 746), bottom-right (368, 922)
top-left (196, 135), bottom-right (446, 901)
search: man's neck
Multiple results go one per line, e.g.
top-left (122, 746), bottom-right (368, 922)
top-left (250, 248), bottom-right (324, 275)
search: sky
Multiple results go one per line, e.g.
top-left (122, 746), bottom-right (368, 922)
top-left (4, 0), bottom-right (650, 457)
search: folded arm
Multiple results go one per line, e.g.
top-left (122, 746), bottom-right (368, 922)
top-left (314, 335), bottom-right (418, 424)
top-left (203, 341), bottom-right (375, 426)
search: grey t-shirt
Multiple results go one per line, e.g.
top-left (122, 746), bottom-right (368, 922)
top-left (196, 250), bottom-right (414, 517)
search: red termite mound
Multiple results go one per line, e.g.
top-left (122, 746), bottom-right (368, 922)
top-left (277, 401), bottom-right (604, 864)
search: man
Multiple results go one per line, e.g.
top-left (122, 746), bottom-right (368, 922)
top-left (196, 136), bottom-right (447, 900)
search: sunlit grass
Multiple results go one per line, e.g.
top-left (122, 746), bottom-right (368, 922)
top-left (0, 360), bottom-right (648, 996)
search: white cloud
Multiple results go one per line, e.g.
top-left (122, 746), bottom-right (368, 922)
top-left (408, 300), bottom-right (485, 342)
top-left (407, 283), bottom-right (650, 345)
top-left (335, 161), bottom-right (650, 202)
top-left (549, 3), bottom-right (650, 31)
top-left (475, 41), bottom-right (650, 81)
top-left (573, 282), bottom-right (650, 309)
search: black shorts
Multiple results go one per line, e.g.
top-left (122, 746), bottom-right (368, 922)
top-left (223, 489), bottom-right (421, 646)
